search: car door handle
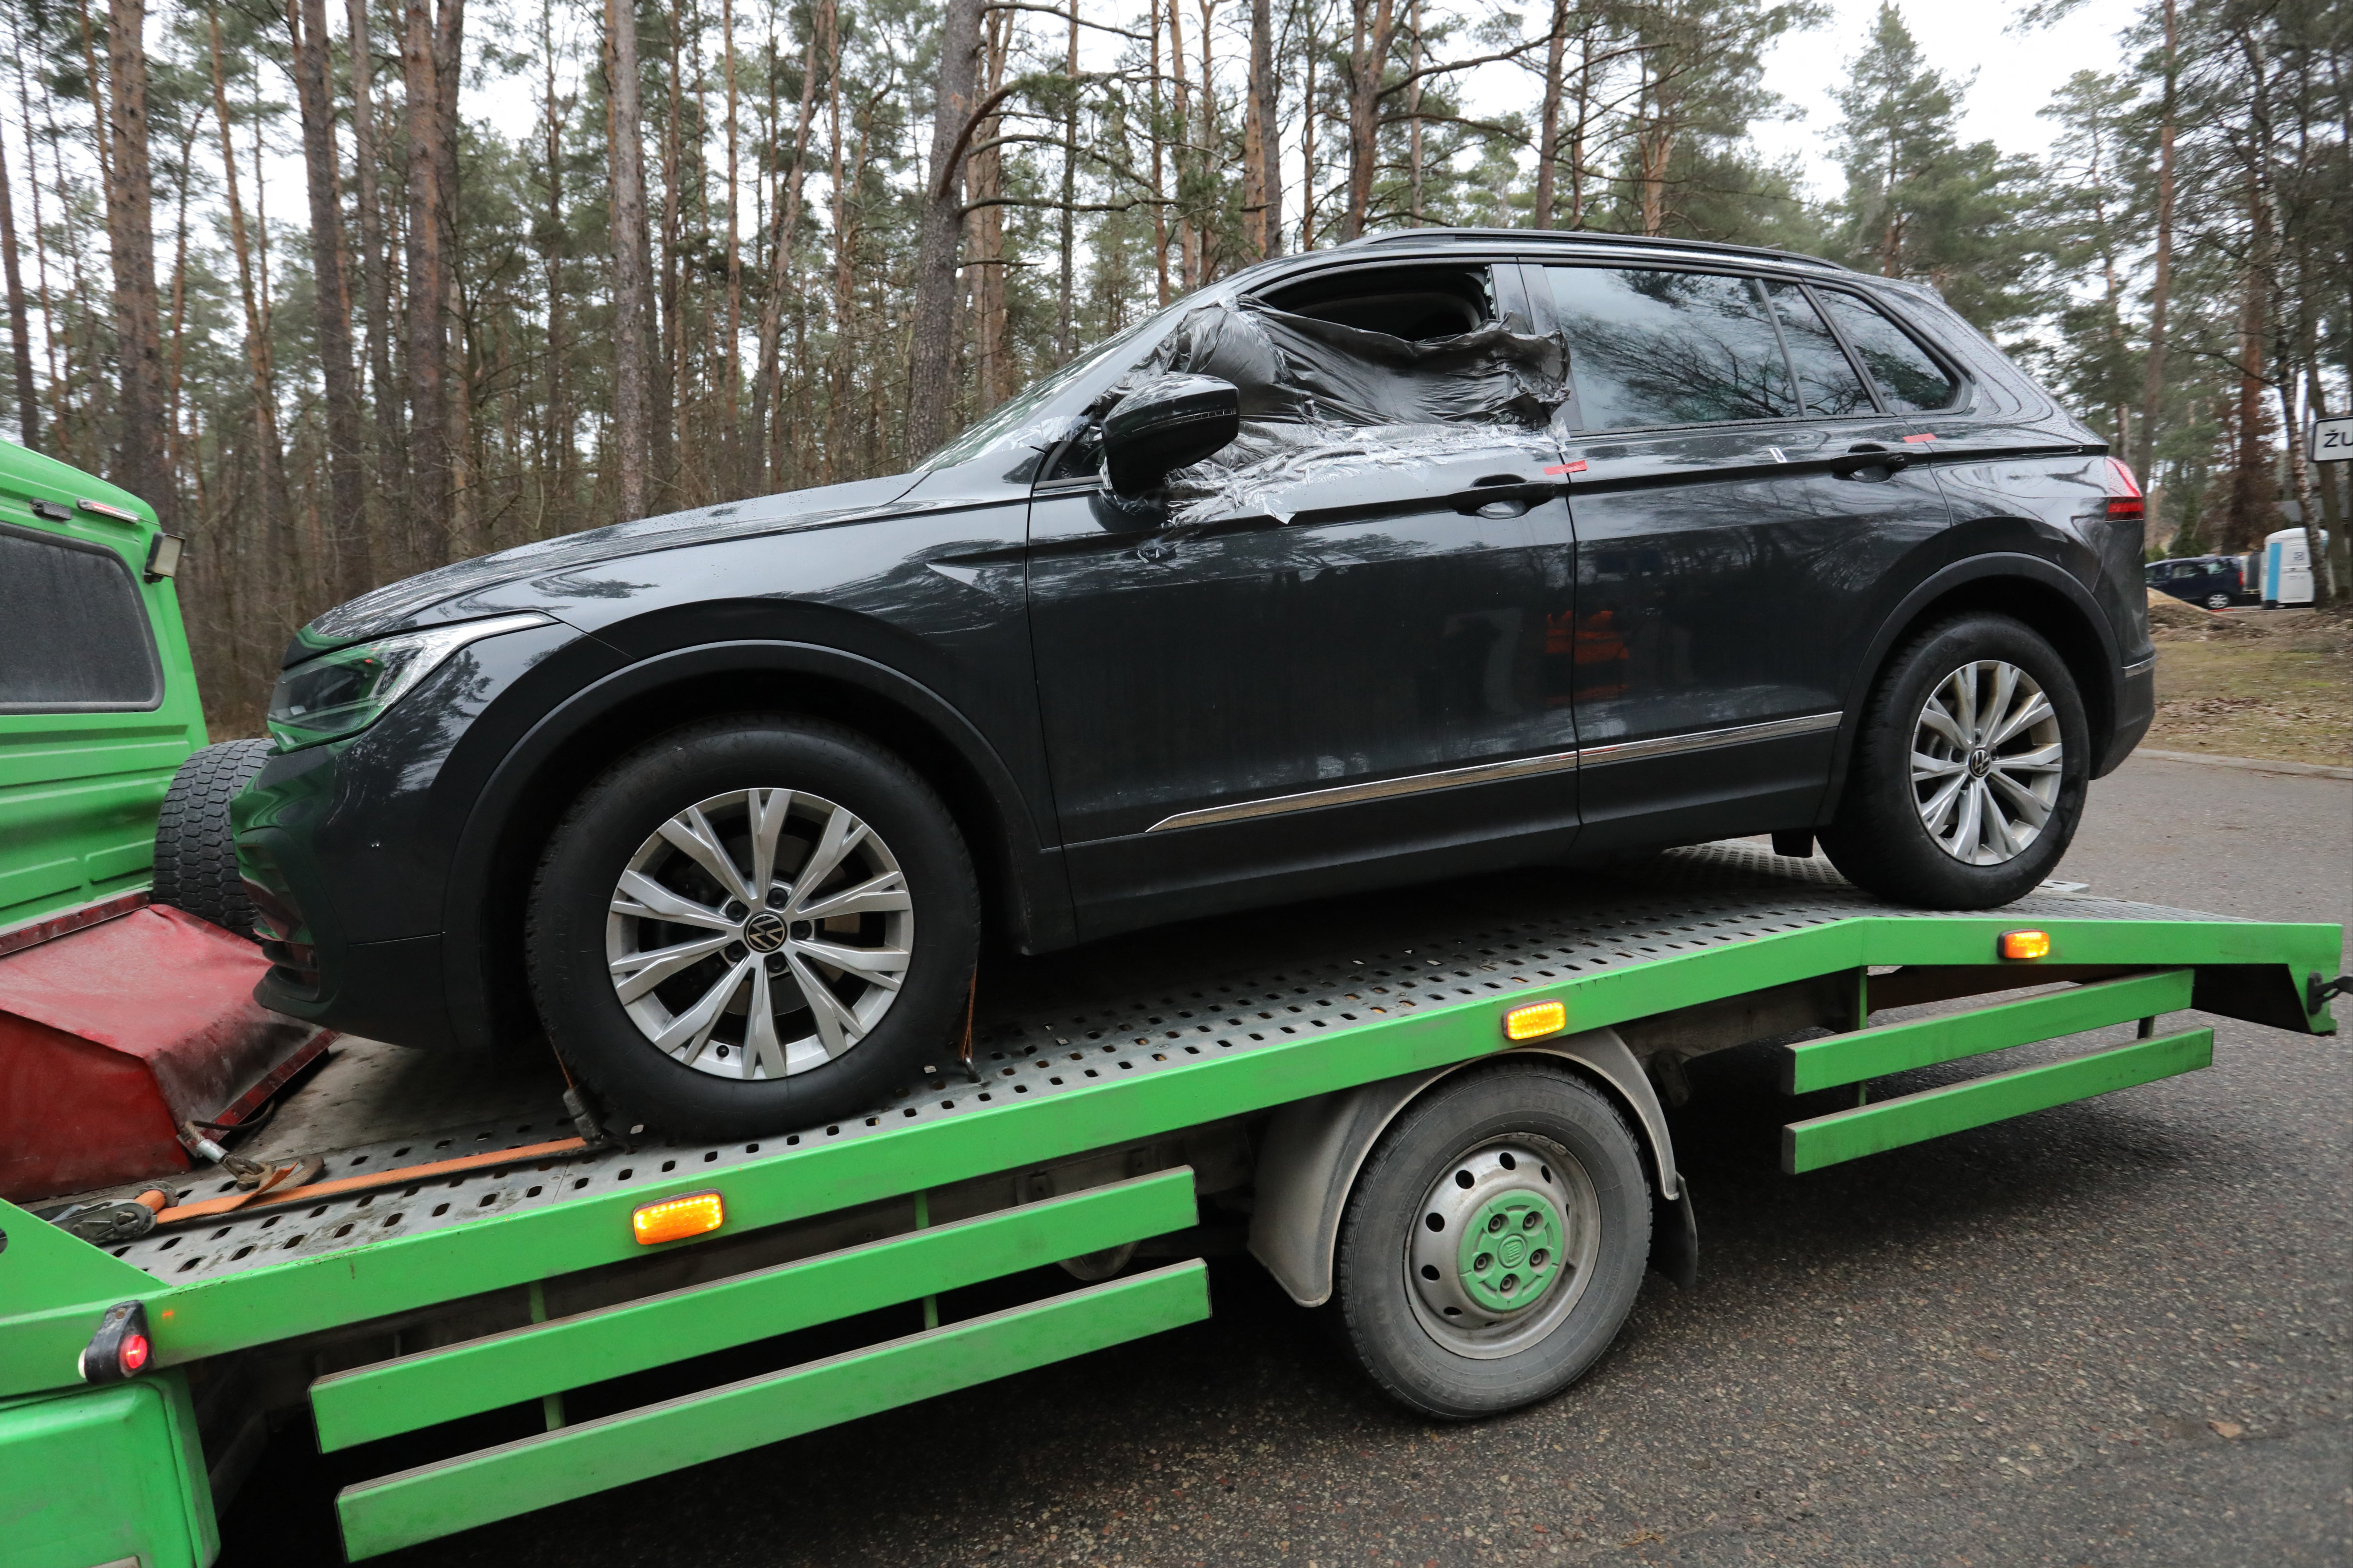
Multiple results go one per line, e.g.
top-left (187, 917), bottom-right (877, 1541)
top-left (1447, 480), bottom-right (1558, 517)
top-left (1828, 445), bottom-right (1912, 478)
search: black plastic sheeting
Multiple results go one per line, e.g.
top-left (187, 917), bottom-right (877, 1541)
top-left (1122, 294), bottom-right (1566, 428)
top-left (1107, 295), bottom-right (1569, 525)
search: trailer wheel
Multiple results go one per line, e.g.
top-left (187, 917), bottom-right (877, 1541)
top-left (1331, 1061), bottom-right (1651, 1420)
top-left (526, 715), bottom-right (979, 1140)
top-left (152, 738), bottom-right (275, 940)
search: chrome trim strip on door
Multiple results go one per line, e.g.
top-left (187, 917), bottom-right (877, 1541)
top-left (1142, 711), bottom-right (1844, 833)
top-left (1575, 710), bottom-right (1844, 769)
top-left (1145, 748), bottom-right (1583, 833)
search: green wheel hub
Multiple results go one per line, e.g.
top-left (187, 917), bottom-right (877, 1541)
top-left (1456, 1188), bottom-right (1563, 1312)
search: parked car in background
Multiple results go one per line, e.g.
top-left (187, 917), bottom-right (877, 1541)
top-left (2145, 554), bottom-right (2247, 611)
top-left (230, 229), bottom-right (2154, 1138)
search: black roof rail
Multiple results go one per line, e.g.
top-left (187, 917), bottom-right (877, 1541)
top-left (1336, 226), bottom-right (1853, 273)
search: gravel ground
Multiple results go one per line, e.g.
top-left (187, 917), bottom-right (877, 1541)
top-left (222, 754), bottom-right (2351, 1568)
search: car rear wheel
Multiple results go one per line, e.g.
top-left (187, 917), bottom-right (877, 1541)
top-left (526, 716), bottom-right (978, 1138)
top-left (1331, 1062), bottom-right (1651, 1419)
top-left (1821, 612), bottom-right (2089, 908)
top-left (2205, 592), bottom-right (2232, 611)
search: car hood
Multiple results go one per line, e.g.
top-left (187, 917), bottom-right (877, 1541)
top-left (289, 473), bottom-right (925, 663)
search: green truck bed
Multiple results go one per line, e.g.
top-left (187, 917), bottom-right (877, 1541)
top-left (0, 843), bottom-right (2337, 1565)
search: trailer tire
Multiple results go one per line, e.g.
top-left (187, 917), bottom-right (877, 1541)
top-left (526, 715), bottom-right (980, 1140)
top-left (1331, 1061), bottom-right (1650, 1420)
top-left (152, 738), bottom-right (275, 941)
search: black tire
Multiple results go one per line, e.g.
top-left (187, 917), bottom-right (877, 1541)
top-left (152, 738), bottom-right (275, 940)
top-left (526, 715), bottom-right (979, 1139)
top-left (1332, 1061), bottom-right (1652, 1420)
top-left (1821, 612), bottom-right (2089, 908)
top-left (2205, 592), bottom-right (2231, 611)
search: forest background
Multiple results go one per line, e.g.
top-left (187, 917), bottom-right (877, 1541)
top-left (2, 0), bottom-right (2344, 728)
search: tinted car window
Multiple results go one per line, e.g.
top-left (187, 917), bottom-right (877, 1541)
top-left (1813, 290), bottom-right (1959, 412)
top-left (1548, 267), bottom-right (1798, 430)
top-left (1760, 280), bottom-right (1874, 416)
top-left (0, 522), bottom-right (162, 712)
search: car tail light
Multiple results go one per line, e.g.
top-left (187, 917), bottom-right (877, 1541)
top-left (2104, 459), bottom-right (2144, 522)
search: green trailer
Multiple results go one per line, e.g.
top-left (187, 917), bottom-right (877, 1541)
top-left (0, 844), bottom-right (2339, 1566)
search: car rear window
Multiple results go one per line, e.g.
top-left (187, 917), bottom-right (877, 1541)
top-left (1546, 266), bottom-right (1798, 430)
top-left (1812, 290), bottom-right (1960, 412)
top-left (1760, 280), bottom-right (1875, 417)
top-left (0, 522), bottom-right (163, 712)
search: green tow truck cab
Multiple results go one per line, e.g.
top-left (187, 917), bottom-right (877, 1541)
top-left (0, 442), bottom-right (205, 933)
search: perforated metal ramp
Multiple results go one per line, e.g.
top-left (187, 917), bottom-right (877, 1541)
top-left (100, 840), bottom-right (2236, 1290)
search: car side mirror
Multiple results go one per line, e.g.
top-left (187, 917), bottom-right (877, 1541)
top-left (1102, 375), bottom-right (1240, 497)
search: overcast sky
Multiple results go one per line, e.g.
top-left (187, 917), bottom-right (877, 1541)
top-left (1750, 0), bottom-right (2149, 198)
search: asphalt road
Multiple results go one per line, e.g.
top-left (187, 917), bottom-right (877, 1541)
top-left (223, 752), bottom-right (2352, 1567)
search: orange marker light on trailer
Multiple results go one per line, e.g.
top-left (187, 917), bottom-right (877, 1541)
top-left (1503, 999), bottom-right (1568, 1041)
top-left (1998, 929), bottom-right (2053, 961)
top-left (631, 1190), bottom-right (725, 1245)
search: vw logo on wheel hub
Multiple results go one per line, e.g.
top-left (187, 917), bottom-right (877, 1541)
top-left (1966, 746), bottom-right (1992, 779)
top-left (741, 910), bottom-right (789, 953)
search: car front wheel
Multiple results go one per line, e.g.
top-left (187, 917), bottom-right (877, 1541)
top-left (1822, 612), bottom-right (2089, 908)
top-left (526, 716), bottom-right (978, 1139)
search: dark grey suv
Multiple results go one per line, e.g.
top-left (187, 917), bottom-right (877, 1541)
top-left (232, 229), bottom-right (2153, 1137)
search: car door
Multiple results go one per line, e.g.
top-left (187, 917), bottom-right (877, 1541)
top-left (1025, 279), bottom-right (1581, 938)
top-left (1536, 262), bottom-right (1951, 850)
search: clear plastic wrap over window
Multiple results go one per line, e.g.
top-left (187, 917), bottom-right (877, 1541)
top-left (1105, 295), bottom-right (1569, 525)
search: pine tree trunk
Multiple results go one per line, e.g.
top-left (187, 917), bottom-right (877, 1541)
top-left (972, 7), bottom-right (1009, 408)
top-left (653, 0), bottom-right (683, 504)
top-left (104, 0), bottom-right (171, 523)
top-left (2132, 0), bottom-right (2175, 490)
top-left (1247, 0), bottom-right (1278, 257)
top-left (606, 0), bottom-right (653, 520)
top-left (0, 121), bottom-right (38, 449)
top-left (1532, 0), bottom-right (1568, 230)
top-left (903, 0), bottom-right (981, 459)
top-left (405, 0), bottom-right (453, 560)
top-left (349, 0), bottom-right (406, 569)
top-left (721, 0), bottom-right (742, 497)
top-left (207, 5), bottom-right (294, 627)
top-left (289, 0), bottom-right (372, 600)
top-left (1057, 1), bottom-right (1077, 358)
top-left (539, 0), bottom-right (571, 533)
top-left (1342, 0), bottom-right (1398, 240)
top-left (749, 0), bottom-right (825, 490)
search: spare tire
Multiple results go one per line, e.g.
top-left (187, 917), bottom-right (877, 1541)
top-left (152, 739), bottom-right (275, 940)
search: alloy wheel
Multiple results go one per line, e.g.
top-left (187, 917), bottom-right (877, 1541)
top-left (1404, 1138), bottom-right (1601, 1359)
top-left (1909, 659), bottom-right (2066, 867)
top-left (604, 788), bottom-right (913, 1078)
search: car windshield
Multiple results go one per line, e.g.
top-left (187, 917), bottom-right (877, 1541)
top-left (916, 298), bottom-right (1197, 471)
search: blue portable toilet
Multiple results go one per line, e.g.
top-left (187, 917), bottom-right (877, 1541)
top-left (2261, 527), bottom-right (2327, 607)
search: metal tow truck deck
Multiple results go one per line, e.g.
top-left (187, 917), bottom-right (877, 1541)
top-left (1, 843), bottom-right (2338, 1567)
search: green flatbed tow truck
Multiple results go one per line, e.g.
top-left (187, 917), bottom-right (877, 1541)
top-left (0, 843), bottom-right (2340, 1567)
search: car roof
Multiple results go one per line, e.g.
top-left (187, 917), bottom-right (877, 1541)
top-left (1334, 227), bottom-right (1854, 274)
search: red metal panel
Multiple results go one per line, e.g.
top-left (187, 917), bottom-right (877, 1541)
top-left (0, 905), bottom-right (329, 1201)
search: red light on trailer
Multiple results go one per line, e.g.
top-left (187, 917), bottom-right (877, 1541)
top-left (2104, 459), bottom-right (2144, 523)
top-left (79, 1300), bottom-right (152, 1383)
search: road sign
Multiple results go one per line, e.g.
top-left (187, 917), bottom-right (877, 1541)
top-left (2313, 414), bottom-right (2353, 462)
